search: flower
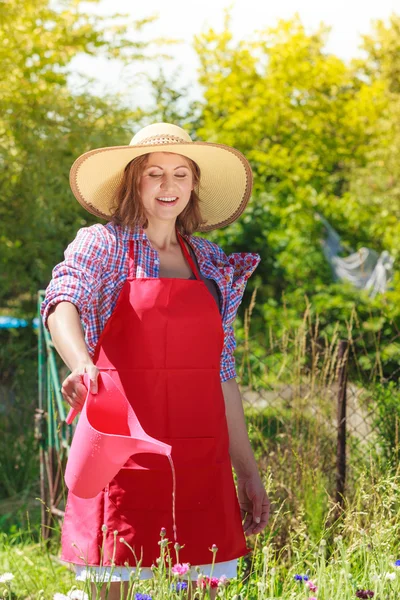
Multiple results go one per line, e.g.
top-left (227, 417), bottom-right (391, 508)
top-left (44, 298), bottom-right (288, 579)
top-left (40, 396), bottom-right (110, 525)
top-left (53, 595), bottom-right (69, 600)
top-left (355, 591), bottom-right (374, 599)
top-left (385, 572), bottom-right (396, 580)
top-left (306, 580), bottom-right (318, 592)
top-left (170, 582), bottom-right (188, 592)
top-left (395, 559), bottom-right (400, 567)
top-left (218, 575), bottom-right (229, 587)
top-left (134, 595), bottom-right (152, 600)
top-left (200, 576), bottom-right (220, 589)
top-left (67, 590), bottom-right (89, 600)
top-left (0, 574), bottom-right (14, 584)
top-left (294, 574), bottom-right (309, 582)
top-left (171, 563), bottom-right (190, 577)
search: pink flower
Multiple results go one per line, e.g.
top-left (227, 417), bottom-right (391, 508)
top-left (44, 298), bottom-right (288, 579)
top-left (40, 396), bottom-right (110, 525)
top-left (307, 581), bottom-right (318, 593)
top-left (200, 577), bottom-right (220, 589)
top-left (309, 597), bottom-right (317, 600)
top-left (171, 563), bottom-right (190, 577)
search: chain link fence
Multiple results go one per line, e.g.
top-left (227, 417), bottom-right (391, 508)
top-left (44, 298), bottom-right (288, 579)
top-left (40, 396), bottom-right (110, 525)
top-left (234, 317), bottom-right (400, 514)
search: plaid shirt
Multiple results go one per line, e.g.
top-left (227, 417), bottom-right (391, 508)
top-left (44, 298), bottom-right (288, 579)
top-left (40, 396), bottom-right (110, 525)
top-left (41, 222), bottom-right (261, 382)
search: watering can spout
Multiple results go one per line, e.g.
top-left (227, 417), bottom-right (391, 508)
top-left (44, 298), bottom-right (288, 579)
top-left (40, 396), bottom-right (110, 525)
top-left (135, 436), bottom-right (171, 457)
top-left (64, 372), bottom-right (172, 498)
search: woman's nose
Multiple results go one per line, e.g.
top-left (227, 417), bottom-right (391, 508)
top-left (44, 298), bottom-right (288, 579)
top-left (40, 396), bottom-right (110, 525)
top-left (159, 173), bottom-right (175, 189)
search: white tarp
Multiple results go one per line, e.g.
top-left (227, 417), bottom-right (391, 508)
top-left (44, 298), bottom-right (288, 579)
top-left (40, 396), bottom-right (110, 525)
top-left (316, 213), bottom-right (395, 298)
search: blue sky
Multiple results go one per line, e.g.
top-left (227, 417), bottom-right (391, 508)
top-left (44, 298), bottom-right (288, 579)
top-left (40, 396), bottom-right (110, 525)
top-left (72, 0), bottom-right (400, 110)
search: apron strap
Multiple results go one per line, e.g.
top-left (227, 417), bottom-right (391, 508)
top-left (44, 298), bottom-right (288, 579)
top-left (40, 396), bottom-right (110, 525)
top-left (177, 231), bottom-right (202, 281)
top-left (128, 240), bottom-right (136, 278)
top-left (128, 230), bottom-right (202, 280)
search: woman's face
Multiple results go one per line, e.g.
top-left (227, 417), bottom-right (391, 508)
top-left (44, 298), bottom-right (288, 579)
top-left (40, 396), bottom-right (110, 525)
top-left (139, 152), bottom-right (194, 225)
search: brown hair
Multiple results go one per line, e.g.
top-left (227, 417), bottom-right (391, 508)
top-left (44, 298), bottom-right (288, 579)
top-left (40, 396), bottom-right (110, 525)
top-left (110, 153), bottom-right (206, 235)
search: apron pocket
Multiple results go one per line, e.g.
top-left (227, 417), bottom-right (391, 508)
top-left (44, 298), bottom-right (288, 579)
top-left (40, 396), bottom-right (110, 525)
top-left (108, 437), bottom-right (218, 512)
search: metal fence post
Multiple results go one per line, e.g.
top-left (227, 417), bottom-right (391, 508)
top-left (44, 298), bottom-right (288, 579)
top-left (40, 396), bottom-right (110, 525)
top-left (336, 339), bottom-right (348, 512)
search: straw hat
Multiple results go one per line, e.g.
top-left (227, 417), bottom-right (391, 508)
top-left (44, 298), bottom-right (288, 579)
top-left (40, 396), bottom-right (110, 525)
top-left (69, 123), bottom-right (253, 232)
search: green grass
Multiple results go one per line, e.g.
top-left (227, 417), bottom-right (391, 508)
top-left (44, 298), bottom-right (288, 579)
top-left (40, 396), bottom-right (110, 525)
top-left (2, 464), bottom-right (400, 599)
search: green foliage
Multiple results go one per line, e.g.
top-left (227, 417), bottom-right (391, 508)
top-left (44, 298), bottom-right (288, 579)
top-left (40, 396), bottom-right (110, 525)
top-left (0, 328), bottom-right (38, 502)
top-left (0, 0), bottom-right (166, 309)
top-left (370, 381), bottom-right (400, 462)
top-left (193, 11), bottom-right (400, 359)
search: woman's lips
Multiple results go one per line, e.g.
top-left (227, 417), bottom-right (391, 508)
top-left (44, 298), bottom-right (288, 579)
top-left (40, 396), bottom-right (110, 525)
top-left (156, 197), bottom-right (179, 206)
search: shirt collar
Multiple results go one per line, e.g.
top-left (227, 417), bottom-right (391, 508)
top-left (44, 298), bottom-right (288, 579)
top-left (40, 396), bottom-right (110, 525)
top-left (122, 222), bottom-right (197, 248)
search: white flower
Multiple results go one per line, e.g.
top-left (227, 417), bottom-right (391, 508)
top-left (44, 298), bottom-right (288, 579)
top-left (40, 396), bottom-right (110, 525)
top-left (53, 595), bottom-right (69, 600)
top-left (0, 573), bottom-right (14, 583)
top-left (385, 572), bottom-right (396, 580)
top-left (67, 590), bottom-right (89, 600)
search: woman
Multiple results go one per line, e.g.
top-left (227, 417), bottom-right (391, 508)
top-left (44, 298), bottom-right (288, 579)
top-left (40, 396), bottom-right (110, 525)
top-left (41, 123), bottom-right (270, 598)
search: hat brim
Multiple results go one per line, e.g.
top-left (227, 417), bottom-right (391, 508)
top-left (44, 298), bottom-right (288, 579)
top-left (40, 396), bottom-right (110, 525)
top-left (70, 141), bottom-right (253, 232)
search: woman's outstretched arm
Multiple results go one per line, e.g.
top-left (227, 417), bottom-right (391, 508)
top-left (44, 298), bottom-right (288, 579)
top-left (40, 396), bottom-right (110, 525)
top-left (47, 301), bottom-right (99, 409)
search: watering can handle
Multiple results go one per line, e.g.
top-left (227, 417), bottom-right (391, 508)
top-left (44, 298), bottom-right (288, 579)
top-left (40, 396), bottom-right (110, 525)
top-left (65, 373), bottom-right (91, 424)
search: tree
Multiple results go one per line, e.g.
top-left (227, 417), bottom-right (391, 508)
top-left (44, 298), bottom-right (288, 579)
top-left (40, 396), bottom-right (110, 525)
top-left (0, 0), bottom-right (171, 311)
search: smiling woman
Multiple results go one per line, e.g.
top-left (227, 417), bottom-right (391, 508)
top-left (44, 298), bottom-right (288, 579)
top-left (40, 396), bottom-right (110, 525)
top-left (41, 123), bottom-right (269, 600)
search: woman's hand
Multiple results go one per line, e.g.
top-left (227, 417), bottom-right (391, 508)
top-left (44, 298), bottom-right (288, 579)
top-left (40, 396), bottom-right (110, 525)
top-left (61, 362), bottom-right (99, 410)
top-left (237, 471), bottom-right (270, 536)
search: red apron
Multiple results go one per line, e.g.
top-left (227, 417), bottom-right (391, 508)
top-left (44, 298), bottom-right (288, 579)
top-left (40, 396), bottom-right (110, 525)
top-left (61, 227), bottom-right (249, 567)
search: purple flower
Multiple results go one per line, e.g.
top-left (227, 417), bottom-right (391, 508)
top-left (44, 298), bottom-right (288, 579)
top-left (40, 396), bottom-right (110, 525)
top-left (294, 574), bottom-right (309, 581)
top-left (135, 595), bottom-right (152, 600)
top-left (355, 591), bottom-right (374, 599)
top-left (170, 582), bottom-right (188, 592)
top-left (395, 559), bottom-right (400, 567)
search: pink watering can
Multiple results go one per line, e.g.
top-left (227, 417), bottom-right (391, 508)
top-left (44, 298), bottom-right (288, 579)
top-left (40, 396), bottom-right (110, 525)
top-left (64, 372), bottom-right (172, 498)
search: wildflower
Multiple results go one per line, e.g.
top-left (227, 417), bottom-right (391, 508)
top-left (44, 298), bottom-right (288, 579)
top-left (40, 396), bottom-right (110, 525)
top-left (355, 591), bottom-right (374, 599)
top-left (218, 575), bottom-right (228, 587)
top-left (200, 576), bottom-right (220, 589)
top-left (171, 563), bottom-right (190, 577)
top-left (67, 591), bottom-right (89, 600)
top-left (385, 572), bottom-right (396, 580)
top-left (53, 595), bottom-right (69, 600)
top-left (294, 574), bottom-right (309, 581)
top-left (395, 559), bottom-right (400, 567)
top-left (170, 582), bottom-right (188, 592)
top-left (101, 524), bottom-right (108, 533)
top-left (211, 544), bottom-right (218, 553)
top-left (119, 537), bottom-right (125, 543)
top-left (160, 527), bottom-right (167, 538)
top-left (0, 574), bottom-right (14, 584)
top-left (134, 595), bottom-right (152, 600)
top-left (262, 546), bottom-right (268, 555)
top-left (306, 581), bottom-right (318, 592)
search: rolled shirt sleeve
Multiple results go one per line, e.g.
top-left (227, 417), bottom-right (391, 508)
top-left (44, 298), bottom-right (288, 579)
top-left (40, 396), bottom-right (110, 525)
top-left (217, 250), bottom-right (261, 383)
top-left (40, 225), bottom-right (109, 330)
